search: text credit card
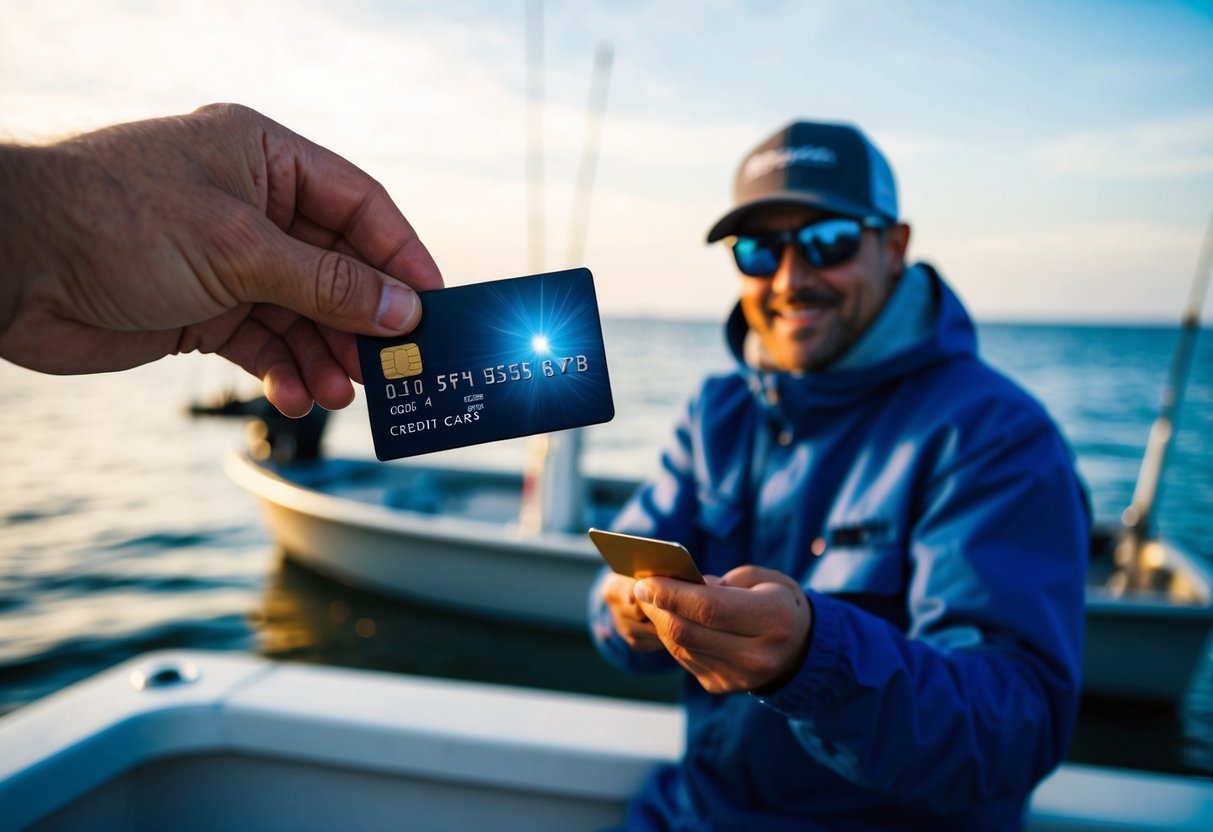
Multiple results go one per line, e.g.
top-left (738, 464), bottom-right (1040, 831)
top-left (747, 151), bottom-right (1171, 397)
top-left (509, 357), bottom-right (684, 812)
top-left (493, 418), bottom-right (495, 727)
top-left (356, 268), bottom-right (615, 460)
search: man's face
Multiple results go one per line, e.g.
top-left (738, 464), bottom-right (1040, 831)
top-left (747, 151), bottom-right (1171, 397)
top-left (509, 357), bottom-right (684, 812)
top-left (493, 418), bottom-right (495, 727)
top-left (735, 205), bottom-right (910, 372)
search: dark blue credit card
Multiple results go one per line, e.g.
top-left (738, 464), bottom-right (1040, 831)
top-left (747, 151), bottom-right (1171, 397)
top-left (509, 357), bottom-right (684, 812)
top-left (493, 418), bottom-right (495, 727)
top-left (356, 268), bottom-right (615, 460)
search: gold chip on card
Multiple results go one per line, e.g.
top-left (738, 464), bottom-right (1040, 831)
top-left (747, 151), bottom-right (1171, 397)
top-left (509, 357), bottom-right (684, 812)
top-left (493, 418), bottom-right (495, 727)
top-left (380, 343), bottom-right (423, 379)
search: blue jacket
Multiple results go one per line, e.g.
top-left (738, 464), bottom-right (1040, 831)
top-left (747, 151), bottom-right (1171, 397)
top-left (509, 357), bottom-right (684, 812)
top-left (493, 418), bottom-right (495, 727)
top-left (589, 266), bottom-right (1088, 830)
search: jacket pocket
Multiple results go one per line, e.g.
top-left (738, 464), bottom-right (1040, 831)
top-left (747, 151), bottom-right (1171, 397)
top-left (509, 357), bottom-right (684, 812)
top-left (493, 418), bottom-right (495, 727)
top-left (808, 544), bottom-right (906, 594)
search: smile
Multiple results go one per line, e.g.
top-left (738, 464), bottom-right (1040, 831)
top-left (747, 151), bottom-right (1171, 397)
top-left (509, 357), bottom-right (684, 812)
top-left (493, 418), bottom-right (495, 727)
top-left (771, 293), bottom-right (838, 325)
top-left (769, 306), bottom-right (834, 336)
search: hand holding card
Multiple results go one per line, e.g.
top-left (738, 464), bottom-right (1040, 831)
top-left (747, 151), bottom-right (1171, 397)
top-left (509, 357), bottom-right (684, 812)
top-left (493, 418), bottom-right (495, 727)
top-left (356, 268), bottom-right (614, 460)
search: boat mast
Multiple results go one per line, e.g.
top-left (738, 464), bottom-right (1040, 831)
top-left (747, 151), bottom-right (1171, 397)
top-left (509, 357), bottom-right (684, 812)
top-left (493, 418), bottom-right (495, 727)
top-left (519, 3), bottom-right (614, 534)
top-left (1115, 210), bottom-right (1213, 583)
top-left (525, 0), bottom-right (545, 276)
top-left (566, 42), bottom-right (613, 268)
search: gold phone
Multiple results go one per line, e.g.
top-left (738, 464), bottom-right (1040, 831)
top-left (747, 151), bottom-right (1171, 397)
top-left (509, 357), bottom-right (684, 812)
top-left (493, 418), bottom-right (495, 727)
top-left (587, 528), bottom-right (705, 584)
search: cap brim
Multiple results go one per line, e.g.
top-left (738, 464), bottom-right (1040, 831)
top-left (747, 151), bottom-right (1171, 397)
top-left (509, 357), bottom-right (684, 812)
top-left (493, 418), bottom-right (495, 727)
top-left (705, 191), bottom-right (888, 242)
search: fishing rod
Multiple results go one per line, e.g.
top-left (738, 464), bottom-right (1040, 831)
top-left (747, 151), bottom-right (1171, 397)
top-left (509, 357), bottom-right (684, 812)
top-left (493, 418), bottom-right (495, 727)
top-left (1116, 209), bottom-right (1213, 583)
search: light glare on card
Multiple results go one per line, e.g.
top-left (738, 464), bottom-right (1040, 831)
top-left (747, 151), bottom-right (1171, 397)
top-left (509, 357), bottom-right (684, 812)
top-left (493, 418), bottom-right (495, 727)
top-left (355, 268), bottom-right (614, 460)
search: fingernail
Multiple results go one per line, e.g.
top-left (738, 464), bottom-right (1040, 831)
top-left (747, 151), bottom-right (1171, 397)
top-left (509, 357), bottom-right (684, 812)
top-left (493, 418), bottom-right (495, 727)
top-left (376, 284), bottom-right (418, 331)
top-left (634, 581), bottom-right (652, 603)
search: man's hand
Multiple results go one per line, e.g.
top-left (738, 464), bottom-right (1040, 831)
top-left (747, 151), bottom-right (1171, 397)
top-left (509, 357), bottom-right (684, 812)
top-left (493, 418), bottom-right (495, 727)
top-left (0, 103), bottom-right (443, 416)
top-left (600, 571), bottom-right (666, 654)
top-left (633, 565), bottom-right (812, 694)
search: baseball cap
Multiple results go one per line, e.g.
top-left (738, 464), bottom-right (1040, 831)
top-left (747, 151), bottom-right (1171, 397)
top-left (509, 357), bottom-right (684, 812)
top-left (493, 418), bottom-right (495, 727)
top-left (706, 121), bottom-right (898, 242)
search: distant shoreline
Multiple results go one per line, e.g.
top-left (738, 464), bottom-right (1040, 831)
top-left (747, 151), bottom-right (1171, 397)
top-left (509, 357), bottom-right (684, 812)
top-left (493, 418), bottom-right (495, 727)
top-left (600, 313), bottom-right (1209, 329)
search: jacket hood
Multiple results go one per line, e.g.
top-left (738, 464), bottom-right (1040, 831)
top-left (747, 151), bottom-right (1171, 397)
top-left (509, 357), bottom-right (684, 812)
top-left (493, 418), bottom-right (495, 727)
top-left (725, 263), bottom-right (978, 417)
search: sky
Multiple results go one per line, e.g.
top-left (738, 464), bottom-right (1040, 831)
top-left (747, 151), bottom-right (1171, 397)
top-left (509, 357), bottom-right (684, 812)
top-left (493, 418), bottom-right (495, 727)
top-left (2, 0), bottom-right (1212, 322)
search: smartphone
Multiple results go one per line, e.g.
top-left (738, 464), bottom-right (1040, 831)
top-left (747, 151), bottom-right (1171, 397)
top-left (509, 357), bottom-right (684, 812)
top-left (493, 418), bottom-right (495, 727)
top-left (587, 528), bottom-right (705, 584)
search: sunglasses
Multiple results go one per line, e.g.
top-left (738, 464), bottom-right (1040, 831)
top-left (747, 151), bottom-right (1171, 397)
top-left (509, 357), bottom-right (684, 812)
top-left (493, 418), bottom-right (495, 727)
top-left (729, 216), bottom-right (885, 277)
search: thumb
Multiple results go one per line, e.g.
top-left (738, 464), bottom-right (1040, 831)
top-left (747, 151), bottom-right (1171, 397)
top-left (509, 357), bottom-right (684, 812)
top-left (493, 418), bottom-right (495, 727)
top-left (237, 229), bottom-right (424, 336)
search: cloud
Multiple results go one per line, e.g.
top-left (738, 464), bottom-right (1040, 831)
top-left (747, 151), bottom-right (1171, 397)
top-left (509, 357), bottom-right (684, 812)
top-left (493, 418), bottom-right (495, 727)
top-left (931, 220), bottom-right (1210, 321)
top-left (1033, 112), bottom-right (1213, 179)
top-left (938, 221), bottom-right (1204, 259)
top-left (3, 1), bottom-right (1209, 322)
top-left (0, 1), bottom-right (518, 142)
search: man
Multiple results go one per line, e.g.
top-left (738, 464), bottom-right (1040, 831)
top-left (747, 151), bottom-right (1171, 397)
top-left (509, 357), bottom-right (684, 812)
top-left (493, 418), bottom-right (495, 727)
top-left (0, 104), bottom-right (442, 416)
top-left (590, 121), bottom-right (1088, 830)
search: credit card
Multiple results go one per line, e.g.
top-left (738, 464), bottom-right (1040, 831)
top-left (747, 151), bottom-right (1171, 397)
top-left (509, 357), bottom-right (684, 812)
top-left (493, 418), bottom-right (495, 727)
top-left (587, 528), bottom-right (705, 584)
top-left (356, 268), bottom-right (615, 460)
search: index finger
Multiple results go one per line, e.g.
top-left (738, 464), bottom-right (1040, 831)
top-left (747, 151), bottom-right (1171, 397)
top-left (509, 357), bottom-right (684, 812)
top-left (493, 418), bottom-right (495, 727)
top-left (264, 120), bottom-right (444, 292)
top-left (635, 577), bottom-right (765, 637)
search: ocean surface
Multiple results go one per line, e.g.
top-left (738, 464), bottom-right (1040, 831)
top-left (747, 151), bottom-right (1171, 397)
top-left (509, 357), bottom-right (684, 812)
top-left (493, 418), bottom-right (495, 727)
top-left (2, 317), bottom-right (1212, 776)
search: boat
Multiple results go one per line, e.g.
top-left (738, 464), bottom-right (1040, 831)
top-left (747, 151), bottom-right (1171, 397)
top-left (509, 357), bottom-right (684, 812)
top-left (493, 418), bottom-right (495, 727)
top-left (226, 211), bottom-right (1213, 704)
top-left (224, 448), bottom-right (633, 633)
top-left (2, 649), bottom-right (1211, 831)
top-left (225, 448), bottom-right (1213, 704)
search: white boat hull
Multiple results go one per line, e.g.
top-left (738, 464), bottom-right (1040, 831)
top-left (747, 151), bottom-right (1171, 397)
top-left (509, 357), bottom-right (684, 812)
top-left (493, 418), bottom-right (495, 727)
top-left (226, 453), bottom-right (1213, 703)
top-left (225, 455), bottom-right (616, 630)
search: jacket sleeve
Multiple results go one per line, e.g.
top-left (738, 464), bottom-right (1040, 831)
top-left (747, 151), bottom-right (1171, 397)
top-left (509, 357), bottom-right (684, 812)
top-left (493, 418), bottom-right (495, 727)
top-left (754, 399), bottom-right (1089, 814)
top-left (588, 398), bottom-right (705, 675)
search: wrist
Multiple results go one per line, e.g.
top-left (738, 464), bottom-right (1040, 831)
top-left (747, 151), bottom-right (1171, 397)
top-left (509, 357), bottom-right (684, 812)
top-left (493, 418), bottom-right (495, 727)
top-left (751, 595), bottom-right (815, 695)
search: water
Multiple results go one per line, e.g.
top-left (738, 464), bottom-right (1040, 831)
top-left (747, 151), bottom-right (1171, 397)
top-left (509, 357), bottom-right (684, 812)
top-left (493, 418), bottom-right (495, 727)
top-left (2, 318), bottom-right (1212, 774)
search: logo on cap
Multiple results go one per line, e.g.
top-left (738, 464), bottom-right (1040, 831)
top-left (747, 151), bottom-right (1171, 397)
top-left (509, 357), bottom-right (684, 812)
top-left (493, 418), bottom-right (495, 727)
top-left (742, 144), bottom-right (837, 182)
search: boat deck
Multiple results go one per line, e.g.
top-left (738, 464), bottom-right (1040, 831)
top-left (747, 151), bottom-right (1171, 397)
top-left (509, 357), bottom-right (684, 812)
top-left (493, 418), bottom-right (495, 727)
top-left (4, 651), bottom-right (1213, 831)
